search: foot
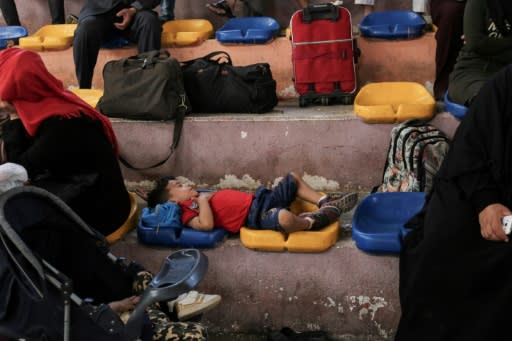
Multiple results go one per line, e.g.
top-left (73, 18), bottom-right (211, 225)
top-left (318, 192), bottom-right (358, 214)
top-left (206, 0), bottom-right (235, 18)
top-left (66, 14), bottom-right (79, 24)
top-left (168, 291), bottom-right (222, 321)
top-left (300, 206), bottom-right (340, 230)
top-left (135, 188), bottom-right (148, 201)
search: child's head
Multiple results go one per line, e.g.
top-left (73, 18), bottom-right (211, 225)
top-left (147, 176), bottom-right (199, 207)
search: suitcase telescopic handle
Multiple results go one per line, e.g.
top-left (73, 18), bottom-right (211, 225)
top-left (302, 3), bottom-right (340, 23)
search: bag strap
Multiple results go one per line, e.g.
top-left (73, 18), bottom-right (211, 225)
top-left (119, 94), bottom-right (188, 170)
top-left (182, 51), bottom-right (233, 66)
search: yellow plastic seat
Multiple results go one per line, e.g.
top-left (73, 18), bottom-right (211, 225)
top-left (354, 82), bottom-right (436, 123)
top-left (106, 192), bottom-right (140, 244)
top-left (161, 19), bottom-right (213, 47)
top-left (19, 24), bottom-right (77, 51)
top-left (70, 88), bottom-right (104, 108)
top-left (240, 197), bottom-right (339, 253)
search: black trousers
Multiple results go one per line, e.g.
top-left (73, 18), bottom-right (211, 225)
top-left (73, 8), bottom-right (162, 88)
top-left (430, 0), bottom-right (465, 100)
top-left (242, 0), bottom-right (271, 16)
top-left (0, 0), bottom-right (64, 25)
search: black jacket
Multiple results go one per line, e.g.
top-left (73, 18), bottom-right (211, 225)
top-left (79, 0), bottom-right (160, 18)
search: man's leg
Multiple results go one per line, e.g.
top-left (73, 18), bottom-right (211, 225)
top-left (73, 15), bottom-right (115, 88)
top-left (430, 0), bottom-right (465, 100)
top-left (48, 0), bottom-right (65, 24)
top-left (129, 10), bottom-right (162, 53)
top-left (160, 0), bottom-right (175, 21)
top-left (242, 0), bottom-right (271, 16)
top-left (0, 0), bottom-right (21, 26)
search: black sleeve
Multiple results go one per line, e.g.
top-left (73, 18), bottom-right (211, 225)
top-left (437, 66), bottom-right (512, 213)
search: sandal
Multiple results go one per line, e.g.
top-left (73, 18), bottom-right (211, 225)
top-left (206, 0), bottom-right (235, 18)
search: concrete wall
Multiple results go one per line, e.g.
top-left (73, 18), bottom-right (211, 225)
top-left (2, 0), bottom-right (414, 34)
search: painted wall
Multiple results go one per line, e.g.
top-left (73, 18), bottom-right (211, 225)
top-left (2, 0), bottom-right (414, 34)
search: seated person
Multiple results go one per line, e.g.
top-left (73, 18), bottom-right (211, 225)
top-left (448, 0), bottom-right (512, 106)
top-left (396, 65), bottom-right (512, 339)
top-left (73, 0), bottom-right (162, 88)
top-left (0, 48), bottom-right (130, 236)
top-left (147, 172), bottom-right (358, 233)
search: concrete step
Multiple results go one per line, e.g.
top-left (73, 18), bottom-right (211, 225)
top-left (39, 34), bottom-right (436, 99)
top-left (115, 103), bottom-right (460, 188)
top-left (111, 197), bottom-right (401, 341)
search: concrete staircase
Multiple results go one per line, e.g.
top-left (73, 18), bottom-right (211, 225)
top-left (36, 33), bottom-right (459, 340)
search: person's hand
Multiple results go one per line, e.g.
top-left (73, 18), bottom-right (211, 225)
top-left (109, 296), bottom-right (140, 314)
top-left (479, 203), bottom-right (512, 242)
top-left (114, 7), bottom-right (136, 30)
top-left (197, 192), bottom-right (214, 202)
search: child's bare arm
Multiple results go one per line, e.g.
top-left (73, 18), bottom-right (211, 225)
top-left (187, 193), bottom-right (215, 231)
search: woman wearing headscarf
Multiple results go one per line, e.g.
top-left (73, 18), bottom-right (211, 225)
top-left (0, 48), bottom-right (130, 236)
top-left (396, 65), bottom-right (512, 340)
top-left (448, 0), bottom-right (512, 105)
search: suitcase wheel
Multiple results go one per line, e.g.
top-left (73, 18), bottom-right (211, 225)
top-left (321, 97), bottom-right (329, 105)
top-left (342, 96), bottom-right (353, 105)
top-left (299, 97), bottom-right (308, 107)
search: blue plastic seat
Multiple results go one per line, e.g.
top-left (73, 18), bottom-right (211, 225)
top-left (444, 91), bottom-right (468, 120)
top-left (216, 17), bottom-right (280, 44)
top-left (0, 26), bottom-right (28, 49)
top-left (352, 192), bottom-right (426, 254)
top-left (137, 221), bottom-right (228, 248)
top-left (359, 10), bottom-right (426, 39)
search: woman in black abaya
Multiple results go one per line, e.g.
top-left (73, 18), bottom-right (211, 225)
top-left (396, 65), bottom-right (512, 340)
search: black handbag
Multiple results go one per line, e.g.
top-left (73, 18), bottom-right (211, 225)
top-left (97, 50), bottom-right (191, 170)
top-left (181, 51), bottom-right (278, 113)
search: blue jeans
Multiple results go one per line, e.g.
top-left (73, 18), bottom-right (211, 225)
top-left (160, 0), bottom-right (175, 21)
top-left (246, 173), bottom-right (298, 231)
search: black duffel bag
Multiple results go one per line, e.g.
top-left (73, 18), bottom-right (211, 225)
top-left (97, 50), bottom-right (191, 170)
top-left (181, 51), bottom-right (278, 113)
top-left (97, 49), bottom-right (190, 121)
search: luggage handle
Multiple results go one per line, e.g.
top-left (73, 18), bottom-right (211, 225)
top-left (124, 49), bottom-right (170, 68)
top-left (302, 3), bottom-right (339, 23)
top-left (182, 51), bottom-right (233, 67)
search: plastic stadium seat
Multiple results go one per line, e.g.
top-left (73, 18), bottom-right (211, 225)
top-left (216, 17), bottom-right (280, 44)
top-left (444, 91), bottom-right (468, 120)
top-left (240, 198), bottom-right (339, 253)
top-left (352, 192), bottom-right (425, 254)
top-left (106, 192), bottom-right (140, 244)
top-left (137, 222), bottom-right (228, 248)
top-left (19, 24), bottom-right (76, 51)
top-left (161, 19), bottom-right (213, 47)
top-left (359, 10), bottom-right (426, 39)
top-left (0, 26), bottom-right (28, 49)
top-left (70, 88), bottom-right (104, 108)
top-left (354, 82), bottom-right (436, 123)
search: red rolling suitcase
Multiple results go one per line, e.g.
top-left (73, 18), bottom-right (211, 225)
top-left (290, 3), bottom-right (358, 107)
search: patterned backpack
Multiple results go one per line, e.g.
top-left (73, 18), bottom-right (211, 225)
top-left (376, 119), bottom-right (450, 193)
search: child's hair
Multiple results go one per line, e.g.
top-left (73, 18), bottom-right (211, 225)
top-left (147, 176), bottom-right (175, 208)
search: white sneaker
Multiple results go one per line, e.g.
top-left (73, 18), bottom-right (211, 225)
top-left (168, 291), bottom-right (222, 321)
